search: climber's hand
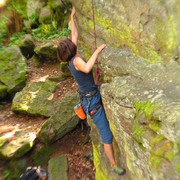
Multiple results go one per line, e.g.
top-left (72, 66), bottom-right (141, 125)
top-left (71, 7), bottom-right (76, 18)
top-left (96, 44), bottom-right (106, 53)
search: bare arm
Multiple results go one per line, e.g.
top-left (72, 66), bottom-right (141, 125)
top-left (74, 44), bottom-right (106, 73)
top-left (71, 7), bottom-right (78, 46)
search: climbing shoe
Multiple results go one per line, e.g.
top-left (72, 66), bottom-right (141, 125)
top-left (111, 164), bottom-right (126, 175)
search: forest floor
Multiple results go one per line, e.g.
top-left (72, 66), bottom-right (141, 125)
top-left (0, 59), bottom-right (95, 180)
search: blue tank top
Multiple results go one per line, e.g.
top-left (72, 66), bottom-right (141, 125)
top-left (68, 57), bottom-right (97, 93)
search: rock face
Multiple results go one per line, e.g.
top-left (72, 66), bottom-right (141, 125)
top-left (73, 0), bottom-right (179, 63)
top-left (0, 46), bottom-right (28, 98)
top-left (100, 48), bottom-right (180, 180)
top-left (72, 0), bottom-right (180, 179)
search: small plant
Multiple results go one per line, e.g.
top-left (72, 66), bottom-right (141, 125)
top-left (0, 16), bottom-right (8, 47)
top-left (32, 24), bottom-right (70, 40)
top-left (3, 169), bottom-right (14, 180)
top-left (9, 31), bottom-right (26, 45)
top-left (8, 0), bottom-right (28, 19)
top-left (135, 100), bottom-right (159, 119)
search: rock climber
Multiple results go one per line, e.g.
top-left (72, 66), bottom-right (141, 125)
top-left (57, 7), bottom-right (125, 176)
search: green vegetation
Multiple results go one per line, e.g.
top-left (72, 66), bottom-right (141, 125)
top-left (135, 100), bottom-right (159, 119)
top-left (9, 31), bottom-right (26, 45)
top-left (3, 169), bottom-right (14, 180)
top-left (176, 162), bottom-right (180, 172)
top-left (135, 100), bottom-right (161, 132)
top-left (149, 134), bottom-right (175, 170)
top-left (0, 16), bottom-right (8, 48)
top-left (32, 24), bottom-right (70, 40)
top-left (132, 100), bottom-right (162, 152)
top-left (8, 0), bottom-right (28, 19)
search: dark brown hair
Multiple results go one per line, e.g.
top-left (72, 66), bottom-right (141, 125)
top-left (57, 38), bottom-right (77, 62)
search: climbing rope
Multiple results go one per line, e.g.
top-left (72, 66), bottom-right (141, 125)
top-left (91, 0), bottom-right (101, 86)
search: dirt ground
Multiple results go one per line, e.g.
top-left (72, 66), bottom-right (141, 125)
top-left (0, 59), bottom-right (95, 180)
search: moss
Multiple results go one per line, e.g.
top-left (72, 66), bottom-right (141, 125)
top-left (92, 143), bottom-right (108, 180)
top-left (148, 120), bottom-right (161, 132)
top-left (132, 118), bottom-right (144, 143)
top-left (150, 134), bottom-right (164, 147)
top-left (32, 145), bottom-right (53, 167)
top-left (139, 45), bottom-right (162, 63)
top-left (79, 40), bottom-right (92, 60)
top-left (149, 134), bottom-right (175, 170)
top-left (89, 10), bottom-right (163, 63)
top-left (123, 135), bottom-right (137, 174)
top-left (177, 140), bottom-right (180, 153)
top-left (135, 101), bottom-right (159, 118)
top-left (135, 100), bottom-right (161, 132)
top-left (148, 154), bottom-right (162, 170)
top-left (154, 15), bottom-right (177, 61)
top-left (60, 62), bottom-right (68, 73)
top-left (0, 137), bottom-right (7, 148)
top-left (175, 162), bottom-right (180, 172)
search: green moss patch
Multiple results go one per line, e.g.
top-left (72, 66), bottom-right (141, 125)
top-left (32, 146), bottom-right (53, 167)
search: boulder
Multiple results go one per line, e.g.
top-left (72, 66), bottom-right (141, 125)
top-left (34, 42), bottom-right (58, 61)
top-left (48, 155), bottom-right (68, 180)
top-left (39, 6), bottom-right (52, 24)
top-left (38, 92), bottom-right (79, 144)
top-left (27, 0), bottom-right (47, 28)
top-left (48, 0), bottom-right (72, 28)
top-left (0, 83), bottom-right (7, 100)
top-left (12, 80), bottom-right (58, 117)
top-left (0, 131), bottom-right (36, 159)
top-left (59, 62), bottom-right (72, 78)
top-left (0, 46), bottom-right (28, 98)
top-left (17, 34), bottom-right (35, 59)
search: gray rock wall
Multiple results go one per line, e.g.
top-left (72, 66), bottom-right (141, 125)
top-left (72, 0), bottom-right (180, 179)
top-left (73, 0), bottom-right (180, 63)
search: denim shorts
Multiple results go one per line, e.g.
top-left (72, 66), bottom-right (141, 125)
top-left (81, 90), bottom-right (113, 144)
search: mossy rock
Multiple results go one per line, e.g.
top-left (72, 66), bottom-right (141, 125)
top-left (39, 6), bottom-right (52, 24)
top-left (27, 0), bottom-right (47, 28)
top-left (0, 131), bottom-right (36, 159)
top-left (17, 34), bottom-right (35, 59)
top-left (34, 42), bottom-right (58, 61)
top-left (48, 155), bottom-right (68, 180)
top-left (38, 92), bottom-right (79, 144)
top-left (11, 80), bottom-right (58, 117)
top-left (48, 0), bottom-right (72, 28)
top-left (0, 83), bottom-right (7, 100)
top-left (0, 46), bottom-right (28, 98)
top-left (32, 146), bottom-right (53, 167)
top-left (60, 62), bottom-right (72, 77)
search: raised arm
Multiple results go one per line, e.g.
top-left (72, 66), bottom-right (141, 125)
top-left (71, 7), bottom-right (78, 46)
top-left (74, 44), bottom-right (106, 74)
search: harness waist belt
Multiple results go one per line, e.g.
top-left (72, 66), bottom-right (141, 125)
top-left (79, 88), bottom-right (98, 98)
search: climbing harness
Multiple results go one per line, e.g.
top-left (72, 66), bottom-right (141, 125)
top-left (91, 0), bottom-right (101, 86)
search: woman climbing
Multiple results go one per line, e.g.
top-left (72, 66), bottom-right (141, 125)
top-left (57, 7), bottom-right (125, 176)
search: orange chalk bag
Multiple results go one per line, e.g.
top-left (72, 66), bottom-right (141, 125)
top-left (74, 103), bottom-right (86, 120)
